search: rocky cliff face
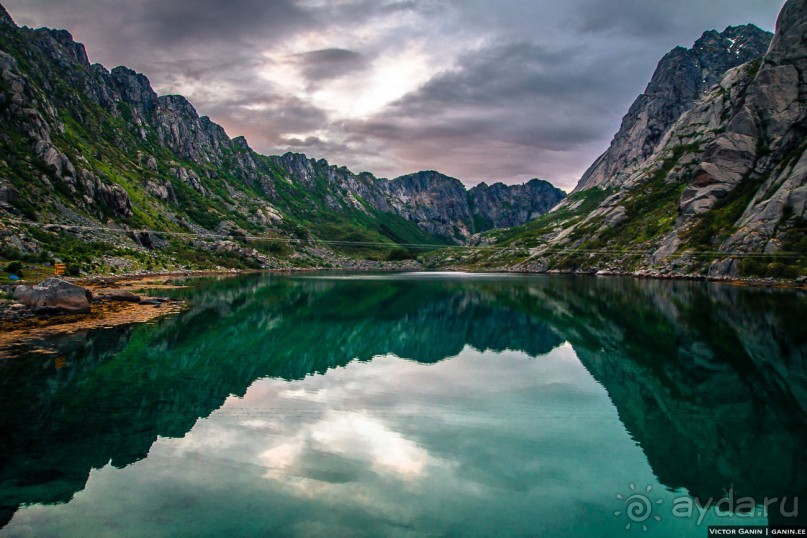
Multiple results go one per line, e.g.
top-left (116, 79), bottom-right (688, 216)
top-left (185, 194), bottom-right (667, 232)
top-left (602, 0), bottom-right (807, 278)
top-left (0, 6), bottom-right (565, 271)
top-left (469, 179), bottom-right (566, 230)
top-left (576, 25), bottom-right (772, 192)
top-left (383, 171), bottom-right (474, 240)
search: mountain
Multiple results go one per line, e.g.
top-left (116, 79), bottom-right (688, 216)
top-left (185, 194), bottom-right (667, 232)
top-left (469, 179), bottom-right (566, 230)
top-left (0, 5), bottom-right (564, 273)
top-left (433, 0), bottom-right (806, 281)
top-left (577, 24), bottom-right (773, 191)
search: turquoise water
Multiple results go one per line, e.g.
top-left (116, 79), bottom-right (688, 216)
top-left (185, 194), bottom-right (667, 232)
top-left (0, 273), bottom-right (804, 536)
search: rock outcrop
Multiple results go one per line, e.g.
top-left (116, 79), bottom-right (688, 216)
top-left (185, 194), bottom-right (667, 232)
top-left (13, 278), bottom-right (92, 314)
top-left (576, 25), bottom-right (772, 192)
top-left (469, 179), bottom-right (566, 230)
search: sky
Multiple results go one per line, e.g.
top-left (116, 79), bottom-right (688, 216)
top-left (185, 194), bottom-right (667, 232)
top-left (4, 0), bottom-right (784, 190)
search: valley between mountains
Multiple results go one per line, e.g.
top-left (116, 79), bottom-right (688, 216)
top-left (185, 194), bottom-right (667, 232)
top-left (0, 0), bottom-right (805, 282)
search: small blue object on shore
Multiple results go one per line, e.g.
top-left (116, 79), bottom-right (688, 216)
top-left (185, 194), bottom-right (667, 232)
top-left (9, 274), bottom-right (19, 281)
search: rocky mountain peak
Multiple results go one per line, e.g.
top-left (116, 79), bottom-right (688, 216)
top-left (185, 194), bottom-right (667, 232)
top-left (575, 24), bottom-right (772, 192)
top-left (391, 170), bottom-right (465, 192)
top-left (690, 24), bottom-right (772, 87)
top-left (0, 3), bottom-right (14, 26)
top-left (110, 66), bottom-right (159, 114)
top-left (232, 136), bottom-right (251, 150)
top-left (31, 28), bottom-right (91, 70)
top-left (469, 179), bottom-right (566, 231)
top-left (159, 94), bottom-right (199, 118)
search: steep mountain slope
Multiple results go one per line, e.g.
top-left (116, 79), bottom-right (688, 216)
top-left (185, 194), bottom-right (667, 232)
top-left (434, 0), bottom-right (806, 281)
top-left (577, 24), bottom-right (772, 191)
top-left (0, 5), bottom-right (564, 274)
top-left (469, 179), bottom-right (566, 230)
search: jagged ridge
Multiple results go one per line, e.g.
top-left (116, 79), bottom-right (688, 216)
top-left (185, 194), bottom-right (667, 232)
top-left (576, 24), bottom-right (772, 191)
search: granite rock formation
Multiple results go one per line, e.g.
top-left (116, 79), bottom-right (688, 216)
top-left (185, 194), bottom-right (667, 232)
top-left (576, 25), bottom-right (772, 191)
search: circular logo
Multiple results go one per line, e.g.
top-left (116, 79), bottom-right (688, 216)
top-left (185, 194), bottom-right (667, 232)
top-left (614, 483), bottom-right (663, 532)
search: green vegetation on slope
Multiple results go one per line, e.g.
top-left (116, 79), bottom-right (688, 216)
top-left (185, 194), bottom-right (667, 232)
top-left (0, 21), bottom-right (454, 274)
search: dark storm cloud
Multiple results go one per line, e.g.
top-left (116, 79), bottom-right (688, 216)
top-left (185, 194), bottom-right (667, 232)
top-left (294, 48), bottom-right (368, 83)
top-left (133, 0), bottom-right (307, 46)
top-left (3, 0), bottom-right (784, 188)
top-left (572, 0), bottom-right (687, 37)
top-left (570, 0), bottom-right (781, 38)
top-left (9, 0), bottom-right (308, 50)
top-left (392, 42), bottom-right (577, 111)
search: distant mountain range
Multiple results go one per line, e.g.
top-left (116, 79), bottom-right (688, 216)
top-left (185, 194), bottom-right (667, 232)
top-left (0, 2), bottom-right (564, 273)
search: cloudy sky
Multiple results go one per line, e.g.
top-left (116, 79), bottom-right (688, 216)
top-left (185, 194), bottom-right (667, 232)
top-left (5, 0), bottom-right (783, 189)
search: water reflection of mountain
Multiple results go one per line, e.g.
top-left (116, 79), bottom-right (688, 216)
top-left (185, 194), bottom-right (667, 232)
top-left (525, 277), bottom-right (807, 525)
top-left (0, 274), bottom-right (805, 527)
top-left (0, 274), bottom-right (564, 526)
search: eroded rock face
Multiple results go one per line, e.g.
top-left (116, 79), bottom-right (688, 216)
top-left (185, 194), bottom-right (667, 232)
top-left (576, 25), bottom-right (772, 192)
top-left (110, 67), bottom-right (158, 115)
top-left (711, 0), bottom-right (807, 265)
top-left (383, 171), bottom-right (474, 240)
top-left (469, 179), bottom-right (566, 231)
top-left (13, 278), bottom-right (92, 314)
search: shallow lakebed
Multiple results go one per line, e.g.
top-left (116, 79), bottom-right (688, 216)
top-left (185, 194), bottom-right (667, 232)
top-left (0, 272), bottom-right (805, 536)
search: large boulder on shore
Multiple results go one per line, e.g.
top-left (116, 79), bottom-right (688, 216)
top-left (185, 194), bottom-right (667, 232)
top-left (13, 278), bottom-right (93, 315)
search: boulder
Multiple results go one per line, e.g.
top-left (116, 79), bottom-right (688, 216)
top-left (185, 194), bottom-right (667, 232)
top-left (13, 278), bottom-right (92, 314)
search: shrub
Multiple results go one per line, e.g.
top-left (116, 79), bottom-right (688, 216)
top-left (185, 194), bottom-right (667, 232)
top-left (385, 248), bottom-right (415, 261)
top-left (4, 261), bottom-right (23, 276)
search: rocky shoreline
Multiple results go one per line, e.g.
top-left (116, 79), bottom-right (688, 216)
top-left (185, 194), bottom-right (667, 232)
top-left (432, 264), bottom-right (807, 289)
top-left (0, 261), bottom-right (423, 352)
top-left (0, 274), bottom-right (188, 355)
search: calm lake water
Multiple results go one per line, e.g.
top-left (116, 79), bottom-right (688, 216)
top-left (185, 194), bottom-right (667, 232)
top-left (0, 272), bottom-right (805, 537)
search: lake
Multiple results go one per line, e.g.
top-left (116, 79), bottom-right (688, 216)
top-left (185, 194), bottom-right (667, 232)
top-left (0, 272), bottom-right (805, 537)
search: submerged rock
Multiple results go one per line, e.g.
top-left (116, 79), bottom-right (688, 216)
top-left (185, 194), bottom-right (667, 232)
top-left (13, 278), bottom-right (92, 315)
top-left (98, 290), bottom-right (141, 303)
